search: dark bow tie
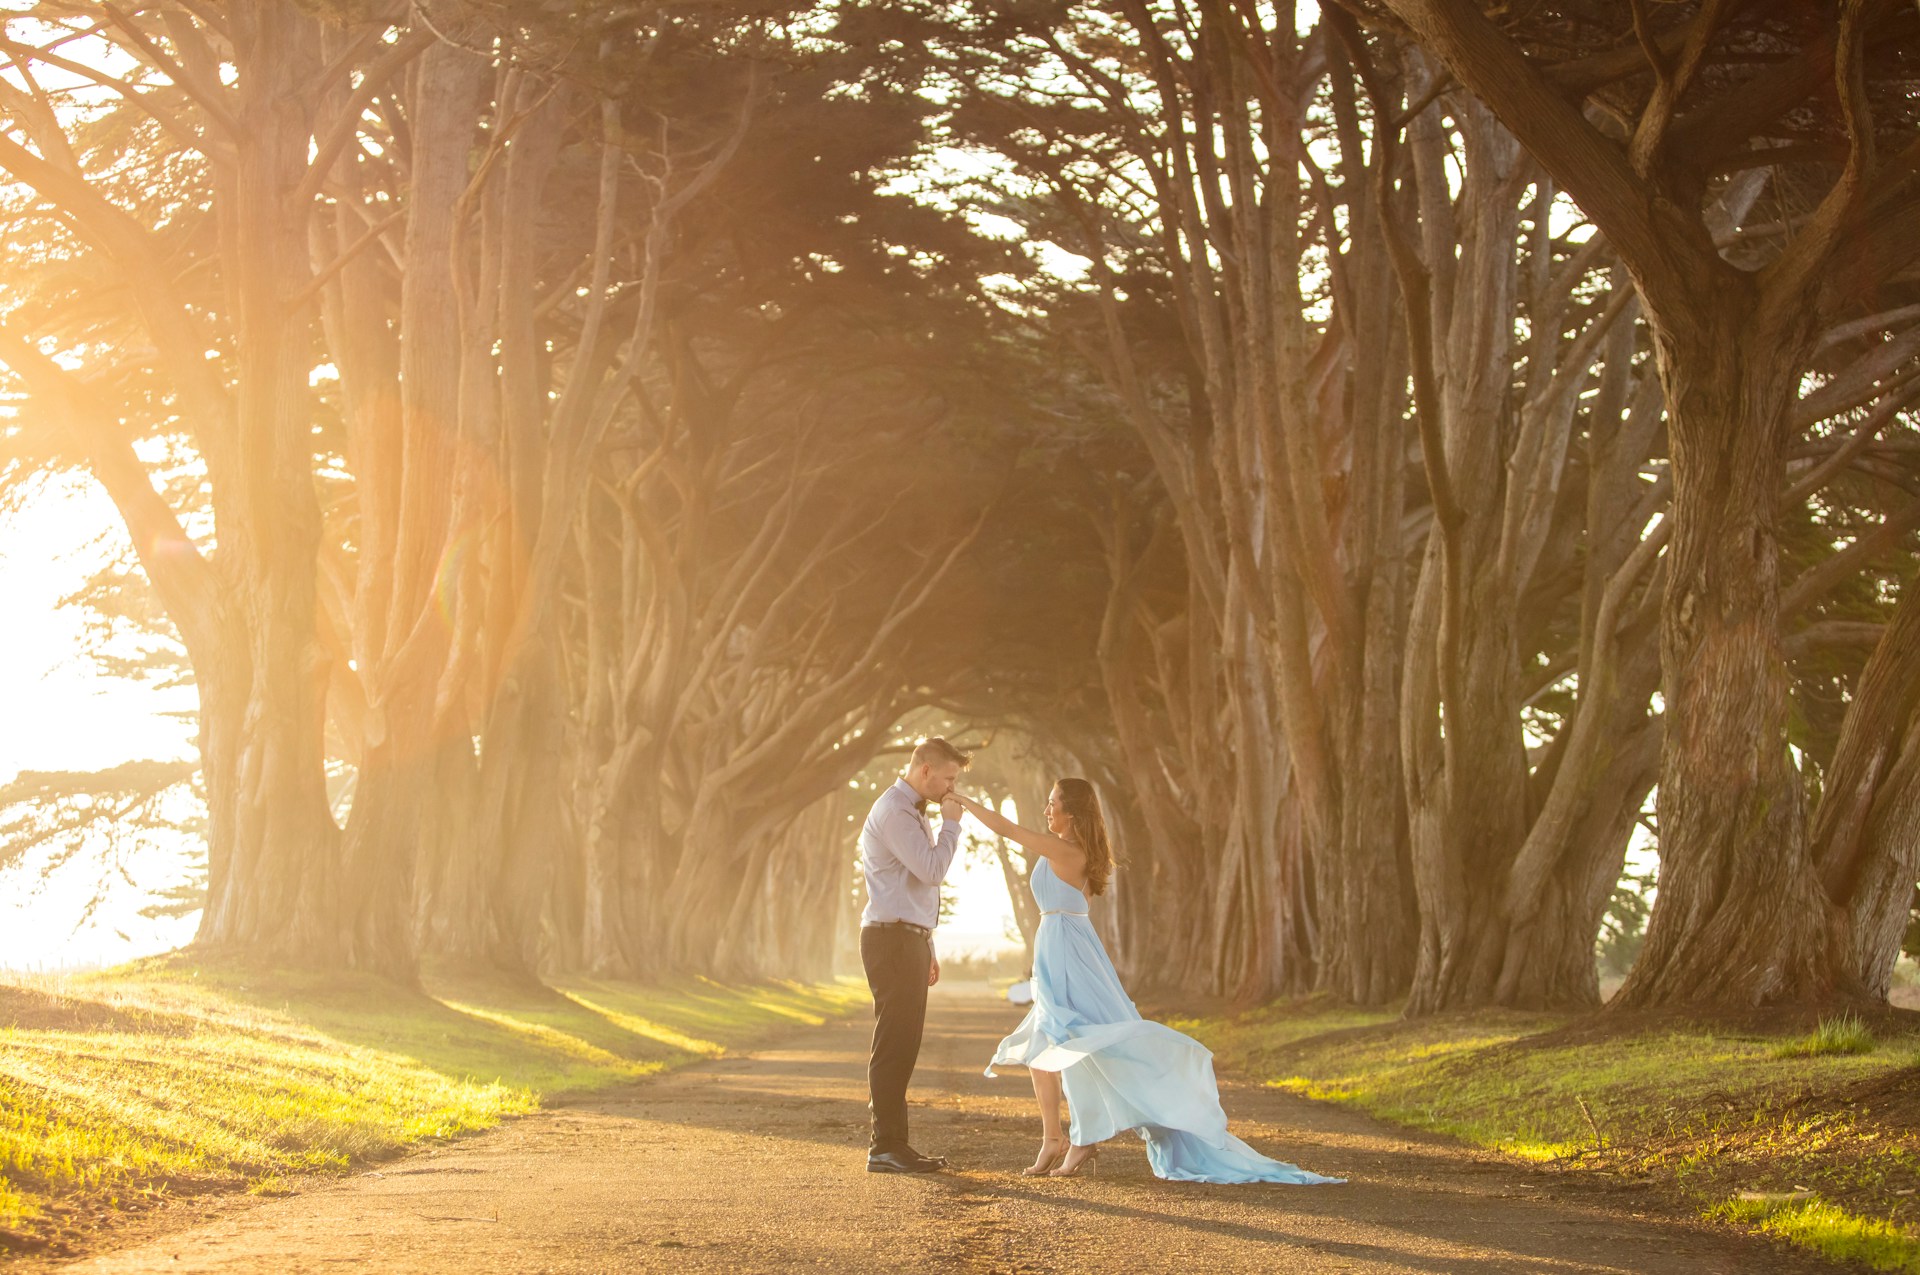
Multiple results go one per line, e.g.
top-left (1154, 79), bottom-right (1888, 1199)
top-left (914, 797), bottom-right (930, 814)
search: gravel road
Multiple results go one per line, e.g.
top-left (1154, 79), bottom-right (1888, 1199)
top-left (61, 983), bottom-right (1837, 1274)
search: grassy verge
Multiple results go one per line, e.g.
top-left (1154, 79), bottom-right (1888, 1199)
top-left (1169, 998), bottom-right (1920, 1273)
top-left (0, 953), bottom-right (866, 1256)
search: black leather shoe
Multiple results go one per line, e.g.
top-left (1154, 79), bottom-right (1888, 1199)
top-left (867, 1150), bottom-right (942, 1174)
top-left (895, 1144), bottom-right (947, 1168)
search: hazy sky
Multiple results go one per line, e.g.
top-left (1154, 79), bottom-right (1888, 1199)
top-left (0, 477), bottom-right (201, 969)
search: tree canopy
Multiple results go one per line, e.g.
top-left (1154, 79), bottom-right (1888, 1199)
top-left (0, 0), bottom-right (1914, 1012)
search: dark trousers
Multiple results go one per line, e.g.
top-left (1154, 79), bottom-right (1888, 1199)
top-left (861, 924), bottom-right (930, 1155)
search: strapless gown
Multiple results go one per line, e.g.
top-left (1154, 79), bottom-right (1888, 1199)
top-left (987, 857), bottom-right (1344, 1185)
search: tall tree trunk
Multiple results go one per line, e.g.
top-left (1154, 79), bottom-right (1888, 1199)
top-left (1812, 571), bottom-right (1920, 997)
top-left (1315, 143), bottom-right (1417, 1004)
top-left (194, 637), bottom-right (343, 958)
top-left (1364, 0), bottom-right (1920, 1014)
top-left (577, 781), bottom-right (652, 979)
top-left (1618, 297), bottom-right (1846, 1007)
top-left (1399, 99), bottom-right (1532, 1014)
top-left (195, 2), bottom-right (349, 965)
top-left (408, 735), bottom-right (487, 964)
top-left (484, 647), bottom-right (572, 972)
top-left (1324, 597), bottom-right (1417, 1003)
top-left (333, 36), bottom-right (491, 980)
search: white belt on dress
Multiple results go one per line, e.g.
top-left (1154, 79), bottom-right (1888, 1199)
top-left (1040, 909), bottom-right (1088, 916)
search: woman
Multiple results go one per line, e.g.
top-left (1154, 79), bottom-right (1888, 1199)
top-left (952, 780), bottom-right (1343, 1185)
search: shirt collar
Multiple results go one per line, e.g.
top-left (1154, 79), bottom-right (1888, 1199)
top-left (890, 778), bottom-right (927, 811)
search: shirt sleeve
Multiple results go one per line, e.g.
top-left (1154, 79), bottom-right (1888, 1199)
top-left (881, 802), bottom-right (962, 885)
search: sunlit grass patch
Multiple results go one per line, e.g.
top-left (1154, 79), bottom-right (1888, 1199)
top-left (552, 991), bottom-right (726, 1058)
top-left (1714, 1196), bottom-right (1920, 1274)
top-left (0, 958), bottom-right (863, 1254)
top-left (749, 998), bottom-right (833, 1025)
top-left (1774, 1012), bottom-right (1877, 1059)
top-left (1181, 999), bottom-right (1920, 1273)
top-left (431, 998), bottom-right (657, 1077)
top-left (1202, 1013), bottom-right (1906, 1161)
top-left (544, 975), bottom-right (867, 1068)
top-left (0, 1175), bottom-right (38, 1228)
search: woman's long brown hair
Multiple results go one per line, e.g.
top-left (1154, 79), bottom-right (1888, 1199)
top-left (1055, 778), bottom-right (1113, 896)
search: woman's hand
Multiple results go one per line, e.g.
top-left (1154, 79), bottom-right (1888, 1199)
top-left (951, 791), bottom-right (1079, 867)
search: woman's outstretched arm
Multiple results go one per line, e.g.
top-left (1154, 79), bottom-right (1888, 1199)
top-left (951, 792), bottom-right (1084, 868)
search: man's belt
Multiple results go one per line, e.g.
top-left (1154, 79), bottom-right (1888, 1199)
top-left (864, 920), bottom-right (932, 938)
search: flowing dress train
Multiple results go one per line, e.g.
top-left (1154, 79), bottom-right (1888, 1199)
top-left (987, 858), bottom-right (1344, 1185)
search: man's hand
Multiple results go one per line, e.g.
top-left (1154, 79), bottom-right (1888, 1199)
top-left (939, 795), bottom-right (963, 822)
top-left (928, 953), bottom-right (941, 987)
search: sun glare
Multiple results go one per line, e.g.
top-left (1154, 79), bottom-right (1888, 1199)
top-left (0, 477), bottom-right (198, 970)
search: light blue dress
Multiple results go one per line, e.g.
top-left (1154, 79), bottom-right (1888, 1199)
top-left (987, 858), bottom-right (1345, 1185)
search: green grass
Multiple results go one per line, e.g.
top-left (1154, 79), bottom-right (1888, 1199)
top-left (1176, 997), bottom-right (1920, 1271)
top-left (1713, 1198), bottom-right (1920, 1274)
top-left (0, 954), bottom-right (865, 1252)
top-left (1774, 1012), bottom-right (1879, 1059)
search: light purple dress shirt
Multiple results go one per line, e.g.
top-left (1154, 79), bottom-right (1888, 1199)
top-left (859, 778), bottom-right (963, 929)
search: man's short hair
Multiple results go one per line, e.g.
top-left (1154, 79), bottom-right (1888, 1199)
top-left (909, 737), bottom-right (972, 771)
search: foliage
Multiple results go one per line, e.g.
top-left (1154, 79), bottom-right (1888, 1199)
top-left (0, 763), bottom-right (203, 930)
top-left (0, 763), bottom-right (197, 867)
top-left (1595, 870), bottom-right (1656, 980)
top-left (57, 559), bottom-right (192, 690)
top-left (0, 955), bottom-right (864, 1252)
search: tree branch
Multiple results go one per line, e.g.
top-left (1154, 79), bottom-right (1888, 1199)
top-left (0, 321), bottom-right (224, 649)
top-left (1373, 0), bottom-right (1707, 310)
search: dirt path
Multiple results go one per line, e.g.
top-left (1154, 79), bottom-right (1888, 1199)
top-left (61, 983), bottom-right (1834, 1274)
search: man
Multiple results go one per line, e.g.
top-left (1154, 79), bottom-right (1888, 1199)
top-left (858, 736), bottom-right (970, 1173)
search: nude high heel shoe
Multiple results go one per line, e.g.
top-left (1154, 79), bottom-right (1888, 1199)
top-left (1023, 1138), bottom-right (1069, 1176)
top-left (1048, 1144), bottom-right (1099, 1177)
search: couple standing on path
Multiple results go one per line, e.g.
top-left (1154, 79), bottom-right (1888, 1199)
top-left (857, 737), bottom-right (1345, 1185)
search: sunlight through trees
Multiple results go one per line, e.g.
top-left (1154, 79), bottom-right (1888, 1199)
top-left (0, 0), bottom-right (1914, 1015)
